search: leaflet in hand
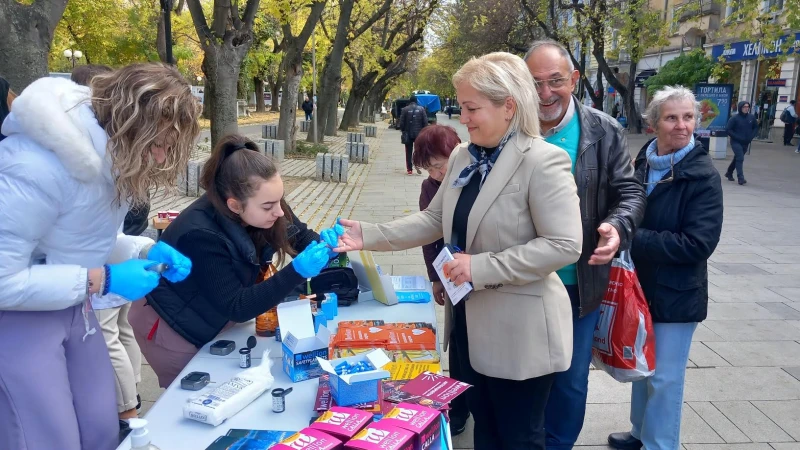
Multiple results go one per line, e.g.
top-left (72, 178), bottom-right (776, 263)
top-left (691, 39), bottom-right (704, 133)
top-left (432, 247), bottom-right (473, 306)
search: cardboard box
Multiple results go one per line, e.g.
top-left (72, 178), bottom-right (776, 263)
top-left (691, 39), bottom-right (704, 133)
top-left (381, 403), bottom-right (442, 450)
top-left (278, 300), bottom-right (332, 382)
top-left (318, 350), bottom-right (391, 406)
top-left (345, 422), bottom-right (415, 450)
top-left (309, 407), bottom-right (374, 441)
top-left (272, 428), bottom-right (343, 450)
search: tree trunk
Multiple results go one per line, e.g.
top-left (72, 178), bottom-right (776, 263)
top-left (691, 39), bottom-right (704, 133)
top-left (278, 0), bottom-right (325, 152)
top-left (203, 48), bottom-right (241, 148)
top-left (309, 0), bottom-right (354, 142)
top-left (203, 78), bottom-right (214, 119)
top-left (624, 62), bottom-right (642, 133)
top-left (339, 72), bottom-right (376, 131)
top-left (278, 52), bottom-right (302, 152)
top-left (255, 77), bottom-right (265, 113)
top-left (0, 0), bottom-right (68, 91)
top-left (269, 77), bottom-right (281, 112)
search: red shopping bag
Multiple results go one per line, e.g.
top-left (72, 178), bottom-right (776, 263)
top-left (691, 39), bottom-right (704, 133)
top-left (592, 252), bottom-right (655, 382)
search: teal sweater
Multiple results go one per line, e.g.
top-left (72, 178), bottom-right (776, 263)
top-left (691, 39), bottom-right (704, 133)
top-left (545, 113), bottom-right (580, 285)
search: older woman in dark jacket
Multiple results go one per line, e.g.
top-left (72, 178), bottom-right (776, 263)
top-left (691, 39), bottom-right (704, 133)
top-left (608, 86), bottom-right (723, 450)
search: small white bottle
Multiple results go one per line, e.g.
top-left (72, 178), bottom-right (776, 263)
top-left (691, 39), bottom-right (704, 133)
top-left (128, 418), bottom-right (161, 450)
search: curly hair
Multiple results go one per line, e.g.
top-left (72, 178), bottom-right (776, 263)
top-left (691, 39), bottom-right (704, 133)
top-left (91, 63), bottom-right (201, 207)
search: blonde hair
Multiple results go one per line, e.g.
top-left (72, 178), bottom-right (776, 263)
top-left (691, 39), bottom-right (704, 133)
top-left (452, 52), bottom-right (541, 138)
top-left (91, 63), bottom-right (200, 207)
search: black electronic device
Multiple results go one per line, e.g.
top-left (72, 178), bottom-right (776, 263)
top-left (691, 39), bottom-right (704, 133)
top-left (209, 339), bottom-right (236, 356)
top-left (180, 371), bottom-right (210, 390)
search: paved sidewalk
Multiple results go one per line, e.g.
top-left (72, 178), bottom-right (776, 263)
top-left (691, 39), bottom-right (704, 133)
top-left (140, 114), bottom-right (800, 449)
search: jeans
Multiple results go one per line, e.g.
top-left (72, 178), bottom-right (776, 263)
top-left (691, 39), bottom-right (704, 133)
top-left (726, 140), bottom-right (746, 181)
top-left (545, 285), bottom-right (601, 450)
top-left (630, 322), bottom-right (698, 450)
top-left (305, 112), bottom-right (312, 121)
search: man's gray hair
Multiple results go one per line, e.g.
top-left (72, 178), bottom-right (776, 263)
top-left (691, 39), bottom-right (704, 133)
top-left (642, 86), bottom-right (700, 128)
top-left (523, 40), bottom-right (575, 72)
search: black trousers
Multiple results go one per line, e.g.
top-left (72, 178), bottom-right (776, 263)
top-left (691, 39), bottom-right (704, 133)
top-left (453, 302), bottom-right (555, 450)
top-left (404, 142), bottom-right (414, 171)
top-left (447, 328), bottom-right (471, 427)
top-left (785, 123), bottom-right (796, 145)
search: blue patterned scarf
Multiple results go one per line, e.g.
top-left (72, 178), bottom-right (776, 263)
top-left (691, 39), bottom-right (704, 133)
top-left (452, 133), bottom-right (515, 190)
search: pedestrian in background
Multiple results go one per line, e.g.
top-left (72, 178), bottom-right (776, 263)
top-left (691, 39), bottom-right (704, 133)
top-left (524, 40), bottom-right (646, 450)
top-left (411, 124), bottom-right (471, 436)
top-left (725, 101), bottom-right (758, 185)
top-left (0, 63), bottom-right (198, 450)
top-left (781, 100), bottom-right (797, 146)
top-left (399, 94), bottom-right (427, 175)
top-left (608, 86), bottom-right (723, 450)
top-left (302, 95), bottom-right (314, 122)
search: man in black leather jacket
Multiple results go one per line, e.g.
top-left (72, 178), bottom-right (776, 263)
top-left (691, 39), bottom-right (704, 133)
top-left (525, 40), bottom-right (646, 450)
top-left (399, 94), bottom-right (427, 175)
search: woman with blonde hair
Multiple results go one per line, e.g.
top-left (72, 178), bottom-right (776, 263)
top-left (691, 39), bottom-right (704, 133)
top-left (0, 63), bottom-right (199, 450)
top-left (334, 52), bottom-right (583, 450)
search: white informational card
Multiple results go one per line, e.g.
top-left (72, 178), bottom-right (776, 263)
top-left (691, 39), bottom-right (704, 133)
top-left (391, 275), bottom-right (429, 291)
top-left (432, 246), bottom-right (473, 306)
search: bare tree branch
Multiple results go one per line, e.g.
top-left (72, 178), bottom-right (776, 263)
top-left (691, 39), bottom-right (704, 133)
top-left (352, 0), bottom-right (393, 38)
top-left (186, 0), bottom-right (213, 46)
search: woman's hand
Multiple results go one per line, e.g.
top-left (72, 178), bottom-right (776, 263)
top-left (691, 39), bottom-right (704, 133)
top-left (332, 219), bottom-right (364, 252)
top-left (292, 241), bottom-right (331, 278)
top-left (146, 241), bottom-right (192, 282)
top-left (432, 281), bottom-right (446, 306)
top-left (443, 253), bottom-right (472, 286)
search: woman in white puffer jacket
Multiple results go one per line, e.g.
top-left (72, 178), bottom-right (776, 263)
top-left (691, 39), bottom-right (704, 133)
top-left (0, 64), bottom-right (199, 450)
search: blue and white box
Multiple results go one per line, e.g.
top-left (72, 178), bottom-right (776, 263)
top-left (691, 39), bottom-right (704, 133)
top-left (277, 299), bottom-right (331, 382)
top-left (317, 349), bottom-right (391, 406)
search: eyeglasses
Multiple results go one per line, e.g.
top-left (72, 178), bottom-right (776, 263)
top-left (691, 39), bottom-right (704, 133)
top-left (642, 152), bottom-right (675, 186)
top-left (533, 76), bottom-right (571, 90)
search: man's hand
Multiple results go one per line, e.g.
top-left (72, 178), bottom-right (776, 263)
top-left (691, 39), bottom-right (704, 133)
top-left (432, 281), bottom-right (445, 306)
top-left (589, 223), bottom-right (620, 265)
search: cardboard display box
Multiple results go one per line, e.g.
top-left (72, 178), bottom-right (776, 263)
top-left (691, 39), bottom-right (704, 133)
top-left (278, 299), bottom-right (332, 382)
top-left (381, 403), bottom-right (442, 450)
top-left (317, 349), bottom-right (391, 406)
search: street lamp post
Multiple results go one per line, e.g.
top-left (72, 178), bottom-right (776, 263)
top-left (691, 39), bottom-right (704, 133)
top-left (63, 49), bottom-right (83, 70)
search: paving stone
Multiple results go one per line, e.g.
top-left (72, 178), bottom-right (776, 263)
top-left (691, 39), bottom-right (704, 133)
top-left (709, 285), bottom-right (791, 303)
top-left (713, 401), bottom-right (793, 442)
top-left (770, 443), bottom-right (800, 449)
top-left (138, 364), bottom-right (165, 402)
top-left (693, 323), bottom-right (727, 342)
top-left (706, 303), bottom-right (783, 321)
top-left (687, 402), bottom-right (750, 443)
top-left (770, 288), bottom-right (800, 302)
top-left (754, 264), bottom-right (800, 275)
top-left (705, 341), bottom-right (800, 367)
top-left (703, 320), bottom-right (800, 341)
top-left (690, 342), bottom-right (732, 367)
top-left (783, 367), bottom-right (800, 382)
top-left (684, 368), bottom-right (800, 401)
top-left (711, 254), bottom-right (776, 264)
top-left (710, 263), bottom-right (773, 275)
top-left (683, 445), bottom-right (773, 450)
top-left (752, 400), bottom-right (800, 441)
top-left (757, 303), bottom-right (800, 320)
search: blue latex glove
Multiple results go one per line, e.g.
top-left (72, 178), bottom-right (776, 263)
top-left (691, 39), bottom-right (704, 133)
top-left (319, 219), bottom-right (346, 257)
top-left (146, 241), bottom-right (192, 283)
top-left (107, 259), bottom-right (162, 301)
top-left (292, 241), bottom-right (332, 278)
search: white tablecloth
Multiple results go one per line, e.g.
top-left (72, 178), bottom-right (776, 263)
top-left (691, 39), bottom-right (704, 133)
top-left (117, 297), bottom-right (449, 450)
